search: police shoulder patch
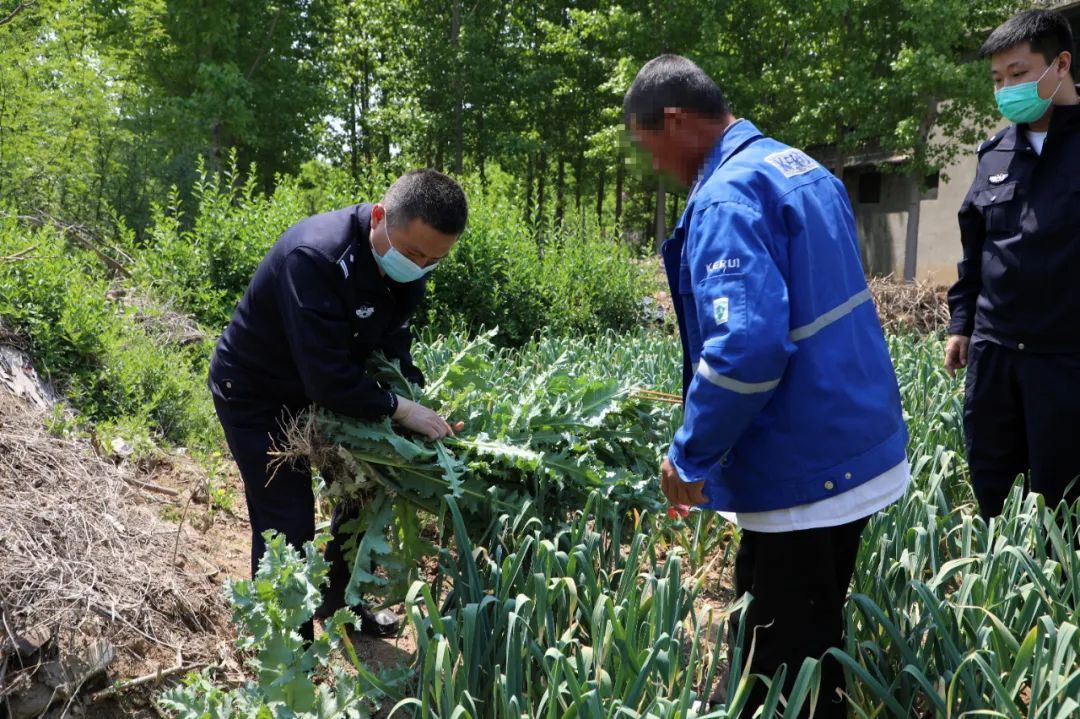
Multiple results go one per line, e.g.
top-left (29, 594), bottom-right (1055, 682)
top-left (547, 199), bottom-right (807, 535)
top-left (337, 247), bottom-right (353, 279)
top-left (764, 149), bottom-right (819, 178)
top-left (977, 132), bottom-right (1004, 155)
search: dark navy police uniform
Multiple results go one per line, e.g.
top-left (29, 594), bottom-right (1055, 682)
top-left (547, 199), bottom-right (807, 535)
top-left (947, 96), bottom-right (1080, 519)
top-left (209, 203), bottom-right (426, 611)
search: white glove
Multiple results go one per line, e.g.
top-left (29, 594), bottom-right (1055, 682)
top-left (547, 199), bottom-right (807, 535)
top-left (392, 396), bottom-right (455, 441)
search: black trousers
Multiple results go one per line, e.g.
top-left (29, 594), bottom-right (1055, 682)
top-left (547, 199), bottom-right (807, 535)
top-left (210, 381), bottom-right (356, 613)
top-left (730, 516), bottom-right (868, 719)
top-left (964, 339), bottom-right (1080, 520)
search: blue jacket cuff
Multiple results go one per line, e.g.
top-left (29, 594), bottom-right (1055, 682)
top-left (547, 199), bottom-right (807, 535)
top-left (667, 443), bottom-right (717, 486)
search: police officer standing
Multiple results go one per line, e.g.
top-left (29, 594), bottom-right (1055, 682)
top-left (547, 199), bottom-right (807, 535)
top-left (624, 56), bottom-right (908, 718)
top-left (946, 9), bottom-right (1080, 521)
top-left (208, 169), bottom-right (468, 635)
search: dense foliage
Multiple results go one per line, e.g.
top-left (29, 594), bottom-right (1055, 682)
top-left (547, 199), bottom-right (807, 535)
top-left (0, 214), bottom-right (218, 450)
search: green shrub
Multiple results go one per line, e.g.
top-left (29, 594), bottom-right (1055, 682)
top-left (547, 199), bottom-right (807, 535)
top-left (127, 161), bottom-right (309, 330)
top-left (0, 215), bottom-right (217, 448)
top-left (425, 184), bottom-right (654, 346)
top-left (160, 531), bottom-right (406, 719)
top-left (126, 162), bottom-right (655, 346)
top-left (126, 158), bottom-right (387, 331)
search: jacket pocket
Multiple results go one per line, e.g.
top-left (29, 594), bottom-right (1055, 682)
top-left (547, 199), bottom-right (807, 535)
top-left (348, 295), bottom-right (389, 348)
top-left (972, 181), bottom-right (1019, 236)
top-left (695, 272), bottom-right (747, 353)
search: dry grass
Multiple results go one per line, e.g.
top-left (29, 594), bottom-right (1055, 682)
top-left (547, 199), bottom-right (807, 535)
top-left (107, 287), bottom-right (208, 348)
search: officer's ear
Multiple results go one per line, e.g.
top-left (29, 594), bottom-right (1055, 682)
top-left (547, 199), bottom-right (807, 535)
top-left (1059, 50), bottom-right (1073, 78)
top-left (371, 203), bottom-right (387, 229)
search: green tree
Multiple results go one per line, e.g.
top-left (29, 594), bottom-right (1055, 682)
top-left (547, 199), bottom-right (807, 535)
top-left (581, 0), bottom-right (1018, 257)
top-left (0, 0), bottom-right (141, 222)
top-left (97, 0), bottom-right (332, 195)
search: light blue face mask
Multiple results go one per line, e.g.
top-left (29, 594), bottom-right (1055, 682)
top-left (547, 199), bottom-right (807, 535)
top-left (371, 216), bottom-right (438, 283)
top-left (995, 59), bottom-right (1063, 124)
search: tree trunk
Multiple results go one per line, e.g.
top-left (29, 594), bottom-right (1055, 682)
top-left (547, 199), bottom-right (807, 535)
top-left (903, 100), bottom-right (941, 282)
top-left (574, 154), bottom-right (584, 213)
top-left (477, 112), bottom-right (486, 188)
top-left (348, 76), bottom-right (359, 182)
top-left (578, 160), bottom-right (586, 235)
top-left (451, 0), bottom-right (464, 176)
top-left (903, 179), bottom-right (921, 281)
top-left (361, 51), bottom-right (371, 164)
top-left (536, 150), bottom-right (547, 230)
top-left (524, 153), bottom-right (534, 221)
top-left (655, 178), bottom-right (666, 253)
top-left (555, 156), bottom-right (566, 227)
top-left (596, 165), bottom-right (605, 229)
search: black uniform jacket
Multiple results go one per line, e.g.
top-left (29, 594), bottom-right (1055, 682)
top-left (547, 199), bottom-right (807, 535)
top-left (209, 203), bottom-right (425, 420)
top-left (948, 96), bottom-right (1080, 353)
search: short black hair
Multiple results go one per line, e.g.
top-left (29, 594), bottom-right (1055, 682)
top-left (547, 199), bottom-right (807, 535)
top-left (980, 9), bottom-right (1075, 69)
top-left (383, 169), bottom-right (468, 235)
top-left (623, 55), bottom-right (729, 131)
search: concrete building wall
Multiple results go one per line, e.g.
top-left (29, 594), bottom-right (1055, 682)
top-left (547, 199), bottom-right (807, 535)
top-left (916, 152), bottom-right (979, 285)
top-left (841, 151), bottom-right (979, 286)
top-left (842, 169), bottom-right (911, 279)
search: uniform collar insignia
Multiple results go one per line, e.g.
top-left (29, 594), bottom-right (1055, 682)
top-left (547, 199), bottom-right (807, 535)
top-left (989, 173), bottom-right (1008, 184)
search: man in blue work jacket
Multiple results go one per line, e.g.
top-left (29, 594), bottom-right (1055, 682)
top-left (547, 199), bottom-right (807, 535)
top-left (625, 56), bottom-right (909, 717)
top-left (946, 9), bottom-right (1080, 522)
top-left (209, 169), bottom-right (467, 637)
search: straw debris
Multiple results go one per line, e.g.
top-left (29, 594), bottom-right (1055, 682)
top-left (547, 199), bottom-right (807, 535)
top-left (868, 277), bottom-right (950, 335)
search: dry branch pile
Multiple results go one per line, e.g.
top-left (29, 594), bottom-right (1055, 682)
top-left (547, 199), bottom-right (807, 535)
top-left (0, 389), bottom-right (229, 707)
top-left (868, 277), bottom-right (950, 335)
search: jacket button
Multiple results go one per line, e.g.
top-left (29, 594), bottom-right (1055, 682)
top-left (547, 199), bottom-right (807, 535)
top-left (1018, 343), bottom-right (1025, 351)
top-left (844, 472), bottom-right (852, 480)
top-left (224, 381), bottom-right (233, 389)
top-left (824, 481), bottom-right (835, 490)
top-left (353, 332), bottom-right (359, 338)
